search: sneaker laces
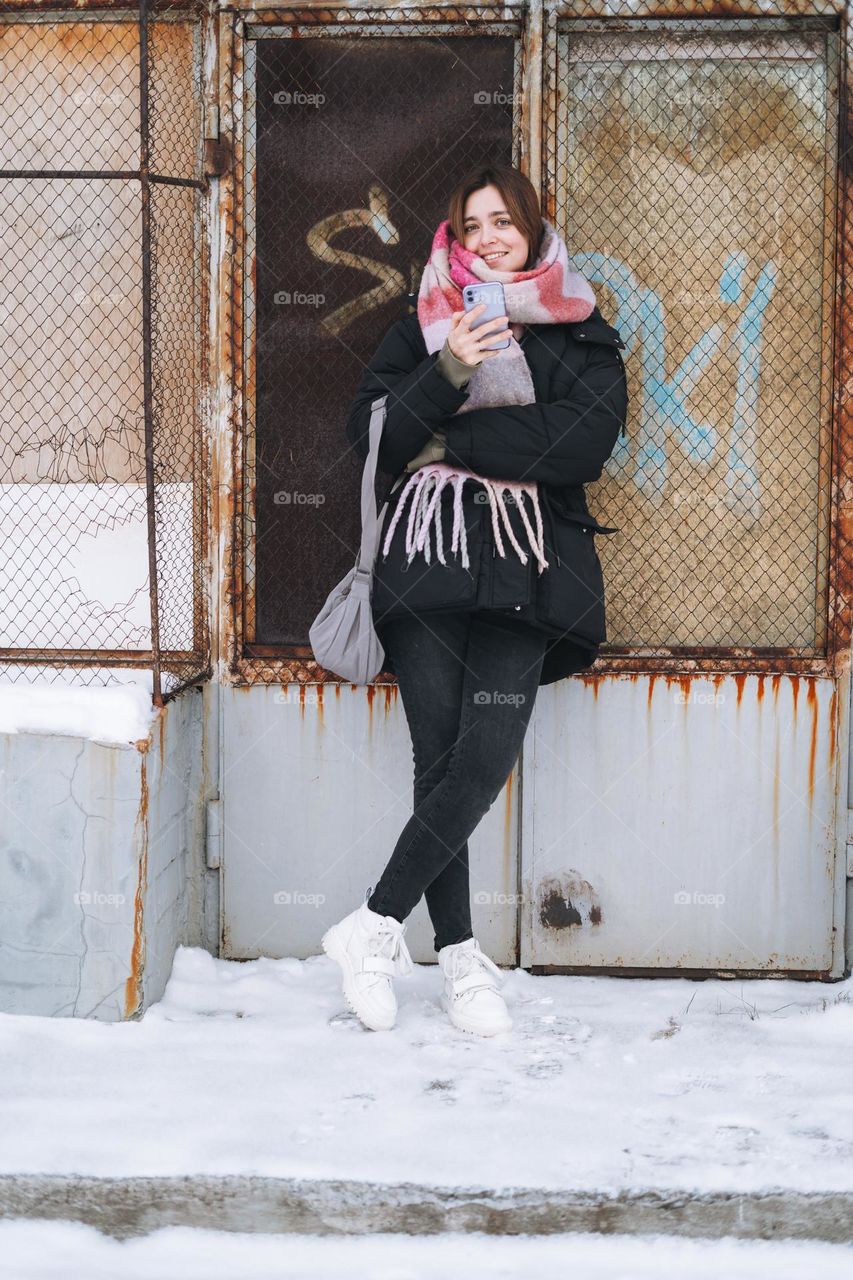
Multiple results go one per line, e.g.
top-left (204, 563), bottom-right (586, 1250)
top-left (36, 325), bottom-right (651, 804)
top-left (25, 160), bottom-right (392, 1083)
top-left (367, 919), bottom-right (414, 978)
top-left (446, 940), bottom-right (503, 991)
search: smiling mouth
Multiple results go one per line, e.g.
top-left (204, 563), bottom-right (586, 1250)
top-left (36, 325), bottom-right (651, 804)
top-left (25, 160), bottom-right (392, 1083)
top-left (482, 251), bottom-right (508, 262)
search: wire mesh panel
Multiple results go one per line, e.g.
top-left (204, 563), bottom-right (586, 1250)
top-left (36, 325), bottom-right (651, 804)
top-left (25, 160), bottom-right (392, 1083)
top-left (227, 5), bottom-right (851, 687)
top-left (240, 12), bottom-right (523, 659)
top-left (547, 15), bottom-right (841, 659)
top-left (0, 1), bottom-right (208, 703)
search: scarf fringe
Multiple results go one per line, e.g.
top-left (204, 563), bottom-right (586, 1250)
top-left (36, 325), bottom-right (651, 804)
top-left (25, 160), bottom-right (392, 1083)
top-left (383, 220), bottom-right (595, 581)
top-left (381, 462), bottom-right (549, 574)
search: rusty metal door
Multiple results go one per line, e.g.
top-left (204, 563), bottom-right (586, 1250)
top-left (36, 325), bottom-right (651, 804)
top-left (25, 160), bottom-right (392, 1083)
top-left (218, 8), bottom-right (530, 962)
top-left (217, 8), bottom-right (850, 976)
top-left (520, 15), bottom-right (850, 975)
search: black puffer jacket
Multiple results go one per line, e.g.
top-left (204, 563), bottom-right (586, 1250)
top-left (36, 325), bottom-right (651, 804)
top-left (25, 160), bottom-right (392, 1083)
top-left (346, 303), bottom-right (628, 685)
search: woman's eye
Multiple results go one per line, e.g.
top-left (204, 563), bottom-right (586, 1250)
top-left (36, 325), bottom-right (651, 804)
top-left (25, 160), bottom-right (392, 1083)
top-left (464, 220), bottom-right (511, 232)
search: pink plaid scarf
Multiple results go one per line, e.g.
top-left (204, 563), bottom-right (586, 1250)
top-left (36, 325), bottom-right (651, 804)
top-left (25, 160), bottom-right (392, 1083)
top-left (382, 218), bottom-right (596, 574)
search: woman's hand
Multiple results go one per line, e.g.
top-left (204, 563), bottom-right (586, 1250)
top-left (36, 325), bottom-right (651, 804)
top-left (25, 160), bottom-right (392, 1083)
top-left (447, 303), bottom-right (512, 367)
top-left (405, 429), bottom-right (447, 473)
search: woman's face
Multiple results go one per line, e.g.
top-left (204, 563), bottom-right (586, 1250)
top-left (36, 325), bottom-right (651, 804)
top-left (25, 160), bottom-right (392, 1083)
top-left (461, 184), bottom-right (530, 272)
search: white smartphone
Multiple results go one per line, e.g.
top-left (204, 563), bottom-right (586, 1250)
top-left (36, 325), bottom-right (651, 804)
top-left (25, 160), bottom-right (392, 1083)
top-left (462, 281), bottom-right (510, 351)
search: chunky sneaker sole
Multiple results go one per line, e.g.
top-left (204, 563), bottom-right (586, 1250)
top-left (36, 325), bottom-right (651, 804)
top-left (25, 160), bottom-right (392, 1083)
top-left (441, 989), bottom-right (512, 1036)
top-left (321, 920), bottom-right (397, 1031)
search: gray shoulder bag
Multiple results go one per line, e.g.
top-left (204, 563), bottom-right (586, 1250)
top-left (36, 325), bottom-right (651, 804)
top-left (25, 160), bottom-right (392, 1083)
top-left (309, 394), bottom-right (404, 684)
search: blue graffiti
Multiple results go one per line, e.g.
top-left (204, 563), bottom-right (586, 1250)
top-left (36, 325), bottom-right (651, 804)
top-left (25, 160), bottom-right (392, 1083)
top-left (573, 252), bottom-right (776, 517)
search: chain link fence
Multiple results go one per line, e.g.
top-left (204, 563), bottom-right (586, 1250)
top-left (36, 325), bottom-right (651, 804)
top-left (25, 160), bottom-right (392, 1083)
top-left (238, 8), bottom-right (524, 685)
top-left (0, 3), bottom-right (849, 700)
top-left (545, 11), bottom-right (846, 663)
top-left (231, 5), bottom-right (850, 690)
top-left (0, 0), bottom-right (209, 704)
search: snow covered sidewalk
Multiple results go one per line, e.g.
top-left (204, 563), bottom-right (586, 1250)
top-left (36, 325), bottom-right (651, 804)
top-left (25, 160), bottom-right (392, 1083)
top-left (0, 946), bottom-right (852, 1241)
top-left (0, 1222), bottom-right (851, 1279)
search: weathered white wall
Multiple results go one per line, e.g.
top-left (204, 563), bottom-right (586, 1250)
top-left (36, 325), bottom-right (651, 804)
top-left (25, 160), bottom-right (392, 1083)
top-left (0, 685), bottom-right (205, 1019)
top-left (218, 682), bottom-right (521, 965)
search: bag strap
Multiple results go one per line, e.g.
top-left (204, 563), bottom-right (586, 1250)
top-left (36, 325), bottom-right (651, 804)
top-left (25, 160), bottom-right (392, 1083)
top-left (356, 393), bottom-right (405, 574)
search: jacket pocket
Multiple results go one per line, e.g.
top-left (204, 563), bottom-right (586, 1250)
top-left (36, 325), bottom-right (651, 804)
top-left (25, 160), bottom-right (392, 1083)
top-left (538, 500), bottom-right (619, 644)
top-left (371, 483), bottom-right (483, 621)
top-left (480, 492), bottom-right (535, 608)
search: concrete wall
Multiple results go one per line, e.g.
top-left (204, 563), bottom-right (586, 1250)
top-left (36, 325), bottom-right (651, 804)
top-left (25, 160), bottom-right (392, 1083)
top-left (0, 685), bottom-right (206, 1020)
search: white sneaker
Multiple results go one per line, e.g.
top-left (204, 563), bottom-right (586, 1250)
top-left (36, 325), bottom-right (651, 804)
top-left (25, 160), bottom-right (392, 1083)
top-left (321, 888), bottom-right (414, 1031)
top-left (437, 937), bottom-right (513, 1036)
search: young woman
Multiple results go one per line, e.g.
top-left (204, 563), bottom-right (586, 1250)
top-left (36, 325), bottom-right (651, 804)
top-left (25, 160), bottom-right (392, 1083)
top-left (321, 164), bottom-right (628, 1037)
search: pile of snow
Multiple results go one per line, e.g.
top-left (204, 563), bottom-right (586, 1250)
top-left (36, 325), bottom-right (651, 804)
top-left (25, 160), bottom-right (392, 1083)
top-left (0, 670), bottom-right (157, 745)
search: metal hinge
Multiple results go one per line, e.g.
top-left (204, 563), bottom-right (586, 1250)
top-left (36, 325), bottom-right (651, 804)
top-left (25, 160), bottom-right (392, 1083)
top-left (205, 798), bottom-right (222, 870)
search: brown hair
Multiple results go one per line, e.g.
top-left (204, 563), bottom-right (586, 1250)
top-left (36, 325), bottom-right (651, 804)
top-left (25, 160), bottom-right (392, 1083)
top-left (446, 164), bottom-right (544, 271)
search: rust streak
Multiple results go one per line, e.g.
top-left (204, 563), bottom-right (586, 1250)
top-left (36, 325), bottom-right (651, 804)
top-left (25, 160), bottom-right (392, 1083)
top-left (124, 757), bottom-right (149, 1020)
top-left (806, 678), bottom-right (819, 806)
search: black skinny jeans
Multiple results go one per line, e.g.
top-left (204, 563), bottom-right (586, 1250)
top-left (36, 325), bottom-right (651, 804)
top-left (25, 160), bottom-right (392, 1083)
top-left (367, 611), bottom-right (547, 952)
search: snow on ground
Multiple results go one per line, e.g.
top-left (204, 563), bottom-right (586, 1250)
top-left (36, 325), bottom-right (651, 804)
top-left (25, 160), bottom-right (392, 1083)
top-left (0, 671), bottom-right (157, 745)
top-left (1, 945), bottom-right (852, 1195)
top-left (0, 1222), bottom-right (850, 1280)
